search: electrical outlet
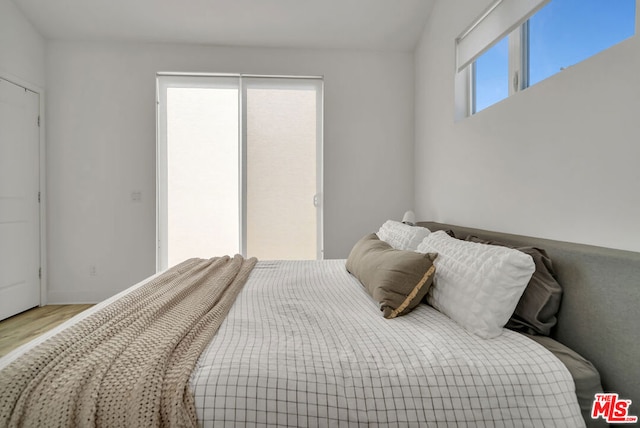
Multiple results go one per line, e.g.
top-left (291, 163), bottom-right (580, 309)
top-left (89, 265), bottom-right (97, 276)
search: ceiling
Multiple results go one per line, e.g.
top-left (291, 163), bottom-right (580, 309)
top-left (12, 0), bottom-right (435, 52)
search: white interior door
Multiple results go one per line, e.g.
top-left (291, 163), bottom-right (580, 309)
top-left (0, 78), bottom-right (40, 321)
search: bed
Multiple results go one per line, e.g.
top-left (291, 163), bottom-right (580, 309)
top-left (1, 221), bottom-right (638, 427)
top-left (418, 222), bottom-right (640, 412)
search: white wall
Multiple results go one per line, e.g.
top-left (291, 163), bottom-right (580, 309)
top-left (415, 0), bottom-right (640, 252)
top-left (46, 41), bottom-right (414, 303)
top-left (0, 0), bottom-right (45, 88)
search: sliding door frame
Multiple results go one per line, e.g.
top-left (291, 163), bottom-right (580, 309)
top-left (156, 73), bottom-right (324, 271)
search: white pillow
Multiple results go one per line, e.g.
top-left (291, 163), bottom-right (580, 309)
top-left (416, 231), bottom-right (535, 339)
top-left (376, 220), bottom-right (430, 251)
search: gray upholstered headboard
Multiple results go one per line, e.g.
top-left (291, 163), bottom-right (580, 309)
top-left (418, 221), bottom-right (640, 408)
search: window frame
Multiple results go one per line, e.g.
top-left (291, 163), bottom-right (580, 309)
top-left (459, 0), bottom-right (636, 118)
top-left (468, 22), bottom-right (529, 116)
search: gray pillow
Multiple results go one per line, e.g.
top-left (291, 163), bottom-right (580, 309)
top-left (523, 334), bottom-right (605, 427)
top-left (466, 236), bottom-right (562, 336)
top-left (346, 234), bottom-right (437, 319)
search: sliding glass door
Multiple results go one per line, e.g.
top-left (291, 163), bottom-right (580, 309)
top-left (157, 75), bottom-right (323, 270)
top-left (244, 78), bottom-right (321, 260)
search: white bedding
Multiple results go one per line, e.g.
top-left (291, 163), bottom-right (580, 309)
top-left (192, 260), bottom-right (583, 427)
top-left (1, 260), bottom-right (584, 427)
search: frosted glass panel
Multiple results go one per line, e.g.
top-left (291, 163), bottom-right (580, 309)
top-left (246, 85), bottom-right (318, 260)
top-left (167, 87), bottom-right (239, 266)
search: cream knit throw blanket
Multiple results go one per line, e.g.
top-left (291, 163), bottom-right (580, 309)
top-left (0, 255), bottom-right (257, 428)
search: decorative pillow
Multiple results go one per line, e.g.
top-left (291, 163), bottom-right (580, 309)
top-left (416, 231), bottom-right (535, 339)
top-left (346, 234), bottom-right (437, 319)
top-left (376, 220), bottom-right (430, 251)
top-left (466, 236), bottom-right (563, 336)
top-left (523, 334), bottom-right (603, 423)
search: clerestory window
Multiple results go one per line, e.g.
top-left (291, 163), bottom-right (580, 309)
top-left (458, 0), bottom-right (636, 116)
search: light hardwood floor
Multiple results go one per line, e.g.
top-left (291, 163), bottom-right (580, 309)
top-left (0, 305), bottom-right (93, 357)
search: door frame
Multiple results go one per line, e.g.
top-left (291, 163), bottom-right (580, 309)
top-left (155, 73), bottom-right (324, 271)
top-left (0, 70), bottom-right (46, 306)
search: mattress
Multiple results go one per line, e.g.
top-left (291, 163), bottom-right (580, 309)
top-left (1, 260), bottom-right (585, 427)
